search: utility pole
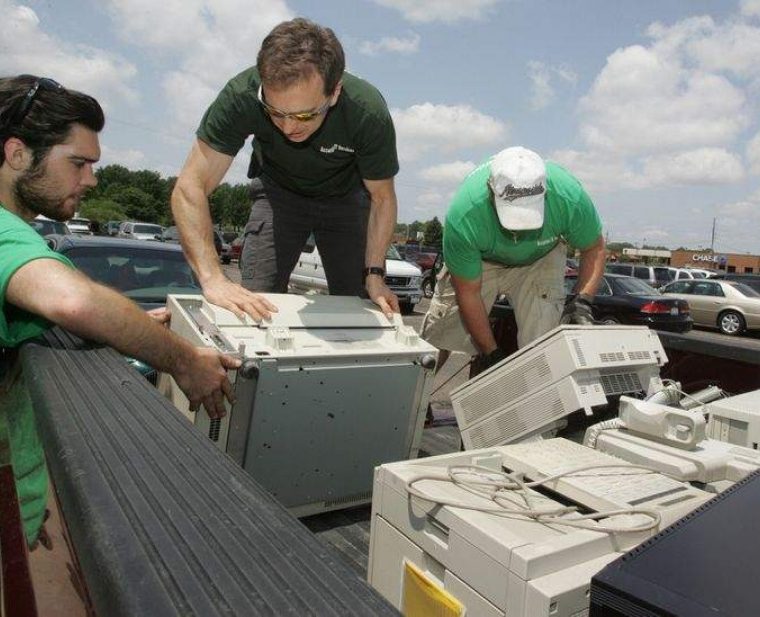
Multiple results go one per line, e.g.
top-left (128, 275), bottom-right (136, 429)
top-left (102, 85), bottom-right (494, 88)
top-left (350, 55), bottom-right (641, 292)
top-left (710, 218), bottom-right (716, 253)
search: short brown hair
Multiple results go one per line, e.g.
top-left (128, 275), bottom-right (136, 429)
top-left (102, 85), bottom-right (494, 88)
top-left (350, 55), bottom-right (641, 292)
top-left (257, 18), bottom-right (345, 94)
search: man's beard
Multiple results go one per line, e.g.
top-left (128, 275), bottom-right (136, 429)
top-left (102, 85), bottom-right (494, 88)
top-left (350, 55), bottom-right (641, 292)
top-left (14, 161), bottom-right (73, 222)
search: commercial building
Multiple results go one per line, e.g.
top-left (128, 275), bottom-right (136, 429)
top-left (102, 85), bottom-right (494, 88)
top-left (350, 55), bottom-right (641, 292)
top-left (670, 249), bottom-right (760, 274)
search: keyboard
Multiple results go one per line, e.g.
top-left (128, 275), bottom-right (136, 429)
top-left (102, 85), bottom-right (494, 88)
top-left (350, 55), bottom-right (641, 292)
top-left (499, 438), bottom-right (710, 518)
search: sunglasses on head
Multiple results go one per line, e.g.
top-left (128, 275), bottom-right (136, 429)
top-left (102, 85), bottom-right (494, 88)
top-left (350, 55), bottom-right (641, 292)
top-left (257, 84), bottom-right (332, 123)
top-left (1, 76), bottom-right (64, 134)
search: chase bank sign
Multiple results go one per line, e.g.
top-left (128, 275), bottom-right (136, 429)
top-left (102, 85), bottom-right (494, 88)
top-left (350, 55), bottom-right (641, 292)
top-left (692, 253), bottom-right (727, 265)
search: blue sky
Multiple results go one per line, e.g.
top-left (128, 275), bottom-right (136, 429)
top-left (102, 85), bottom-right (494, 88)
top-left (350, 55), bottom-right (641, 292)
top-left (2, 0), bottom-right (760, 253)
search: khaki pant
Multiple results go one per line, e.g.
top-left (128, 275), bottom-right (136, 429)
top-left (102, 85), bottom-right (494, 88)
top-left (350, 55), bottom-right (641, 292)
top-left (421, 243), bottom-right (567, 353)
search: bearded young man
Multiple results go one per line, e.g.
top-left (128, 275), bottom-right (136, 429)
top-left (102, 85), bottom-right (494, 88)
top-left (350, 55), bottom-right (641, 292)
top-left (0, 74), bottom-right (240, 545)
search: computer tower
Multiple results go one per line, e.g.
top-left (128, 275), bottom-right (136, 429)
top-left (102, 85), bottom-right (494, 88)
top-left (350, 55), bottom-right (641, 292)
top-left (162, 293), bottom-right (438, 516)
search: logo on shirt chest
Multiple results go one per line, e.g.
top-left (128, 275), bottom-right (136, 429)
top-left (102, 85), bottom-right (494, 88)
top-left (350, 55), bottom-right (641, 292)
top-left (319, 143), bottom-right (355, 154)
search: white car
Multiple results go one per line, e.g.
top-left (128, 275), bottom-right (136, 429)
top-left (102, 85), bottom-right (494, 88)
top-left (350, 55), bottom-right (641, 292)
top-left (118, 221), bottom-right (164, 241)
top-left (67, 216), bottom-right (93, 235)
top-left (289, 238), bottom-right (422, 314)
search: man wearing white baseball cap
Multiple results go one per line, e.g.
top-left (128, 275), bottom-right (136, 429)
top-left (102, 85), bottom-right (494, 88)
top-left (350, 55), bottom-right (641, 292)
top-left (421, 146), bottom-right (606, 373)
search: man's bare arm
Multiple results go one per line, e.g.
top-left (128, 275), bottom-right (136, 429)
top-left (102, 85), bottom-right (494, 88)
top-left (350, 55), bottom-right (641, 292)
top-left (362, 177), bottom-right (399, 317)
top-left (450, 273), bottom-right (497, 355)
top-left (171, 138), bottom-right (276, 321)
top-left (7, 259), bottom-right (239, 418)
top-left (574, 235), bottom-right (606, 296)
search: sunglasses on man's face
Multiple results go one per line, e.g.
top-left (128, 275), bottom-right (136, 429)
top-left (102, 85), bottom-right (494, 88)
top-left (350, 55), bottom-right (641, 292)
top-left (1, 77), bottom-right (64, 133)
top-left (257, 85), bottom-right (332, 123)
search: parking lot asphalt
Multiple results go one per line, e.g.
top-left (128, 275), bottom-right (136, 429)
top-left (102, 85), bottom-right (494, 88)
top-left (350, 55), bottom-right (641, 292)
top-left (221, 263), bottom-right (470, 415)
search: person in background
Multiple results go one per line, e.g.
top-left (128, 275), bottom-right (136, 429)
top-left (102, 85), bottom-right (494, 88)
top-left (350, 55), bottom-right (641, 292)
top-left (172, 17), bottom-right (400, 320)
top-left (0, 74), bottom-right (240, 546)
top-left (421, 146), bottom-right (605, 377)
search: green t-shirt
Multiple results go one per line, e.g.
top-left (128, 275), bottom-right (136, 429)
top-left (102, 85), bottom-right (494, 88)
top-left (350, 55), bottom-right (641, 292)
top-left (0, 206), bottom-right (74, 545)
top-left (0, 207), bottom-right (73, 346)
top-left (444, 159), bottom-right (603, 280)
top-left (197, 68), bottom-right (399, 198)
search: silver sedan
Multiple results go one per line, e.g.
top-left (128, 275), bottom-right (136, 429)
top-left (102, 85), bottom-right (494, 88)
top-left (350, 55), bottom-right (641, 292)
top-left (661, 279), bottom-right (760, 335)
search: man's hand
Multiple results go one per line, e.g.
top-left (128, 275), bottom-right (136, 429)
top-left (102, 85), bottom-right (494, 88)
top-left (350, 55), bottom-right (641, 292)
top-left (365, 275), bottom-right (400, 318)
top-left (172, 348), bottom-right (241, 419)
top-left (478, 347), bottom-right (508, 371)
top-left (202, 274), bottom-right (278, 322)
top-left (561, 294), bottom-right (595, 325)
top-left (146, 307), bottom-right (171, 326)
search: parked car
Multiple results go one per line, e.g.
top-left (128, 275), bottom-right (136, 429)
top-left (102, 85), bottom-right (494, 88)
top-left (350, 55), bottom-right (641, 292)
top-left (661, 278), bottom-right (760, 336)
top-left (67, 216), bottom-right (93, 235)
top-left (290, 236), bottom-right (422, 314)
top-left (229, 234), bottom-right (244, 262)
top-left (710, 273), bottom-right (760, 294)
top-left (104, 220), bottom-right (122, 236)
top-left (605, 262), bottom-right (660, 287)
top-left (161, 225), bottom-right (230, 263)
top-left (568, 273), bottom-right (692, 333)
top-left (45, 234), bottom-right (202, 381)
top-left (421, 252), bottom-right (443, 298)
top-left (31, 215), bottom-right (71, 237)
top-left (118, 221), bottom-right (164, 241)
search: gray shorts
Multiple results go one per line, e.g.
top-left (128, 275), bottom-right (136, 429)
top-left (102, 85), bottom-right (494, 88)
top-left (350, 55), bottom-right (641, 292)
top-left (240, 177), bottom-right (370, 295)
top-left (420, 243), bottom-right (567, 353)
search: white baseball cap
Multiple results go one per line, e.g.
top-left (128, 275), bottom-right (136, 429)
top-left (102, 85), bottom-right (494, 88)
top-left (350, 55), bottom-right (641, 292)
top-left (488, 147), bottom-right (546, 230)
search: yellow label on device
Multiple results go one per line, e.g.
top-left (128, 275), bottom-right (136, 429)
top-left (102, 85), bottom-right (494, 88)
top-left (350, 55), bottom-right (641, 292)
top-left (402, 561), bottom-right (464, 617)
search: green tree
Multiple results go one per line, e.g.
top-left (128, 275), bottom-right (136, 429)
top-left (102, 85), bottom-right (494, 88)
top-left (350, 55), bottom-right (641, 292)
top-left (92, 165), bottom-right (133, 199)
top-left (423, 217), bottom-right (443, 248)
top-left (112, 187), bottom-right (161, 223)
top-left (79, 198), bottom-right (126, 226)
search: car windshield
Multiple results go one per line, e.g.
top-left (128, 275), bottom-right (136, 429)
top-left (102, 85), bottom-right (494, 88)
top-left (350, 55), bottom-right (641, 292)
top-left (62, 245), bottom-right (200, 304)
top-left (729, 282), bottom-right (760, 298)
top-left (386, 245), bottom-right (402, 260)
top-left (31, 220), bottom-right (69, 236)
top-left (134, 224), bottom-right (163, 235)
top-left (613, 277), bottom-right (660, 295)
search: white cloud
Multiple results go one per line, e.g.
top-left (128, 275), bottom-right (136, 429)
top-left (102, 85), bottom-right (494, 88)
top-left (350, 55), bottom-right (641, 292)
top-left (418, 160), bottom-right (476, 184)
top-left (99, 145), bottom-right (147, 169)
top-left (0, 1), bottom-right (138, 108)
top-left (579, 43), bottom-right (747, 154)
top-left (372, 0), bottom-right (501, 23)
top-left (359, 32), bottom-right (421, 56)
top-left (716, 190), bottom-right (760, 251)
top-left (392, 103), bottom-right (507, 161)
top-left (527, 61), bottom-right (578, 110)
top-left (742, 0), bottom-right (760, 18)
top-left (641, 148), bottom-right (744, 186)
top-left (747, 130), bottom-right (760, 174)
top-left (105, 0), bottom-right (293, 134)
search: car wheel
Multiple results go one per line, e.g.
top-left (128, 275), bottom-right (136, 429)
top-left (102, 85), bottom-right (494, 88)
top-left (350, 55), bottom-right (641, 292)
top-left (422, 277), bottom-right (435, 299)
top-left (718, 310), bottom-right (745, 336)
top-left (599, 315), bottom-right (620, 325)
top-left (400, 301), bottom-right (415, 315)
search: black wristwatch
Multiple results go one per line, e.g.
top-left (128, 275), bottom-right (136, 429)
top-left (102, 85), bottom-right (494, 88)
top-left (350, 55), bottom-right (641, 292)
top-left (363, 266), bottom-right (386, 279)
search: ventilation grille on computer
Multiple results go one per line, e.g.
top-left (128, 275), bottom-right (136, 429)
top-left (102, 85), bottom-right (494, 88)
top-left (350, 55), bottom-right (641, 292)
top-left (323, 490), bottom-right (372, 508)
top-left (457, 355), bottom-right (552, 426)
top-left (628, 350), bottom-right (652, 361)
top-left (208, 418), bottom-right (221, 442)
top-left (599, 351), bottom-right (625, 363)
top-left (600, 371), bottom-right (643, 395)
top-left (572, 339), bottom-right (588, 367)
top-left (467, 386), bottom-right (565, 448)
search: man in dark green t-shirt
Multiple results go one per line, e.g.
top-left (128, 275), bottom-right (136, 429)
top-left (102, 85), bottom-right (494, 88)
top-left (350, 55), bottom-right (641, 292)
top-left (0, 75), bottom-right (241, 545)
top-left (172, 18), bottom-right (400, 321)
top-left (421, 147), bottom-right (606, 371)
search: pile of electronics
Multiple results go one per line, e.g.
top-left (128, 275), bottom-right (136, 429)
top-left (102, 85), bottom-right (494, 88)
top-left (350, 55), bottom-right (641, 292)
top-left (367, 325), bottom-right (760, 617)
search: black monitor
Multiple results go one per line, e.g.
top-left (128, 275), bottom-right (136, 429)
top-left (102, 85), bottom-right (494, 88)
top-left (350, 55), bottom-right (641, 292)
top-left (590, 468), bottom-right (760, 616)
